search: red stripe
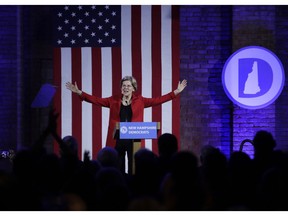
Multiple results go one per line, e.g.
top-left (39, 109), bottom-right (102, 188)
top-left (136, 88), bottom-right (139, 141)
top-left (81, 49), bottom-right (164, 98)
top-left (92, 48), bottom-right (102, 160)
top-left (112, 47), bottom-right (122, 96)
top-left (171, 6), bottom-right (181, 145)
top-left (71, 48), bottom-right (82, 160)
top-left (53, 48), bottom-right (61, 156)
top-left (151, 5), bottom-right (162, 153)
top-left (131, 5), bottom-right (142, 96)
top-left (111, 47), bottom-right (122, 151)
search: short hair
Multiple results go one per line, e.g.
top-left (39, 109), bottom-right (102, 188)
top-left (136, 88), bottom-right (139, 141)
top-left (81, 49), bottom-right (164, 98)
top-left (157, 133), bottom-right (178, 157)
top-left (253, 130), bottom-right (276, 151)
top-left (120, 76), bottom-right (138, 91)
top-left (97, 147), bottom-right (119, 168)
top-left (62, 135), bottom-right (78, 156)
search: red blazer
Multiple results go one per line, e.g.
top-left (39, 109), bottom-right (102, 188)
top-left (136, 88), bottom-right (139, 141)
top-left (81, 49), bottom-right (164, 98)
top-left (79, 91), bottom-right (177, 148)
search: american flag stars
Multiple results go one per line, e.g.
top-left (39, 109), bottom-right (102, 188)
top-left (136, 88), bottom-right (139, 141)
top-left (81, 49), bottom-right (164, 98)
top-left (54, 5), bottom-right (121, 47)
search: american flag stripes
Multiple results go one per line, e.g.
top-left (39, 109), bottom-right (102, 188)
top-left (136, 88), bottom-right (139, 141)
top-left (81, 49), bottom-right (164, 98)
top-left (53, 5), bottom-right (180, 160)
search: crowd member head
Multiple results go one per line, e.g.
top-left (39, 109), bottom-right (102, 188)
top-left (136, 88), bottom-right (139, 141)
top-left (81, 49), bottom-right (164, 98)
top-left (97, 147), bottom-right (119, 168)
top-left (157, 133), bottom-right (178, 158)
top-left (200, 145), bottom-right (217, 167)
top-left (61, 135), bottom-right (79, 158)
top-left (253, 130), bottom-right (276, 158)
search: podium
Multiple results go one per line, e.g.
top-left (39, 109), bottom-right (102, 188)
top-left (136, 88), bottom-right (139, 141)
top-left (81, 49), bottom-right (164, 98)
top-left (114, 122), bottom-right (161, 174)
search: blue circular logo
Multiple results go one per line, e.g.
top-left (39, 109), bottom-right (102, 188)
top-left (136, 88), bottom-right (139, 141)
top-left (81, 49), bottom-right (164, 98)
top-left (222, 46), bottom-right (285, 109)
top-left (120, 126), bottom-right (128, 134)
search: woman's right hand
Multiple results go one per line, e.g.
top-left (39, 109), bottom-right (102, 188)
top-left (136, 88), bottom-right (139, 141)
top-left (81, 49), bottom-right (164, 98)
top-left (65, 81), bottom-right (82, 95)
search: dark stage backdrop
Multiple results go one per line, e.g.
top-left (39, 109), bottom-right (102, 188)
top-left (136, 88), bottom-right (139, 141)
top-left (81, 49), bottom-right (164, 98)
top-left (1, 5), bottom-right (288, 162)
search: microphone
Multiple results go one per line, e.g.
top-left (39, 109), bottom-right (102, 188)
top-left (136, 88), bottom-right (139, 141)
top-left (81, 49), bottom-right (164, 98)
top-left (125, 101), bottom-right (128, 105)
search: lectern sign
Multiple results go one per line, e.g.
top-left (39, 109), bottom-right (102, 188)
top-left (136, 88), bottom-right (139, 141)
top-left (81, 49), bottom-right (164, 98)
top-left (222, 46), bottom-right (285, 109)
top-left (119, 122), bottom-right (158, 139)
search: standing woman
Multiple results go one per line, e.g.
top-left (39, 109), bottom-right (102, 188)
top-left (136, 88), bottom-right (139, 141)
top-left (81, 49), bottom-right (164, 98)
top-left (66, 76), bottom-right (187, 175)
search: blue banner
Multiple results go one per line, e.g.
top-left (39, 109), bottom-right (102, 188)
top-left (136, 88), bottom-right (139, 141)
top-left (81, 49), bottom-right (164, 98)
top-left (119, 122), bottom-right (158, 139)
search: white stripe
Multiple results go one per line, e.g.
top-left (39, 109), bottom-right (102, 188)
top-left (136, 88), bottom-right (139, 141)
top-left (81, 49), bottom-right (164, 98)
top-left (81, 47), bottom-right (93, 156)
top-left (161, 5), bottom-right (172, 134)
top-left (121, 5), bottom-right (132, 77)
top-left (142, 5), bottom-right (153, 150)
top-left (61, 48), bottom-right (72, 138)
top-left (121, 6), bottom-right (132, 173)
top-left (102, 48), bottom-right (112, 148)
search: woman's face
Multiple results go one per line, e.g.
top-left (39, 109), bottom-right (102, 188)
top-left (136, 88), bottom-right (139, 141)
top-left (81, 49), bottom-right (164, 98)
top-left (121, 80), bottom-right (134, 97)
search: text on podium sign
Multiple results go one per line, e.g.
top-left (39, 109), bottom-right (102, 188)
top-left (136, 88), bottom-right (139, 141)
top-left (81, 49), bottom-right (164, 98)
top-left (119, 122), bottom-right (158, 139)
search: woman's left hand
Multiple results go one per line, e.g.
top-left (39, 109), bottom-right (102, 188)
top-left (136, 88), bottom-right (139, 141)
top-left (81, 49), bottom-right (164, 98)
top-left (174, 79), bottom-right (187, 95)
top-left (177, 79), bottom-right (187, 92)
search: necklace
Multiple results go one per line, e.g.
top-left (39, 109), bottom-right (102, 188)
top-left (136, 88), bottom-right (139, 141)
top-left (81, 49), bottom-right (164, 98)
top-left (122, 97), bottom-right (131, 105)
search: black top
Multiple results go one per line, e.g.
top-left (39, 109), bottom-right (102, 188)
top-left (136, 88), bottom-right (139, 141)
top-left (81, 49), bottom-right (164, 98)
top-left (119, 103), bottom-right (132, 122)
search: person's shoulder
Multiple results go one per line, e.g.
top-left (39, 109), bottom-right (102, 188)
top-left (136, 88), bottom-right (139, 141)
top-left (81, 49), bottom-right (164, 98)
top-left (132, 93), bottom-right (141, 99)
top-left (111, 94), bottom-right (122, 100)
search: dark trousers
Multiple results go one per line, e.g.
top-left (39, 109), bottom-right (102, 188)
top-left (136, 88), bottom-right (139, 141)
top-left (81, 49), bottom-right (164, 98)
top-left (115, 139), bottom-right (133, 175)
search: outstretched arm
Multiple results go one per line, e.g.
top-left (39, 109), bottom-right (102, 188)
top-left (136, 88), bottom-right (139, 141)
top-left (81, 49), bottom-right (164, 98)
top-left (174, 79), bottom-right (187, 96)
top-left (66, 81), bottom-right (82, 95)
top-left (142, 79), bottom-right (187, 107)
top-left (66, 81), bottom-right (111, 107)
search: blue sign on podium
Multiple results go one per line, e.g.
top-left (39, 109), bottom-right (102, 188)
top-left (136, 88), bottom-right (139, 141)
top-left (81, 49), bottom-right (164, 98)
top-left (119, 122), bottom-right (158, 139)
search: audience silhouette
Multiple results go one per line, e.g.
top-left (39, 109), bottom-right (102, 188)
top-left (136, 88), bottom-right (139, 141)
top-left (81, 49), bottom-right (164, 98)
top-left (160, 150), bottom-right (204, 210)
top-left (198, 145), bottom-right (228, 210)
top-left (226, 151), bottom-right (256, 210)
top-left (157, 133), bottom-right (178, 181)
top-left (1, 112), bottom-right (288, 211)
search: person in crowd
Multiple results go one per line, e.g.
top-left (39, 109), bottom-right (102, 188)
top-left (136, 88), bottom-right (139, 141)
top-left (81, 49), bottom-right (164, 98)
top-left (157, 133), bottom-right (178, 179)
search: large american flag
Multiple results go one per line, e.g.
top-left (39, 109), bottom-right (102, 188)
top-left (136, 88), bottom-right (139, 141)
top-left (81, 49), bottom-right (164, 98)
top-left (53, 5), bottom-right (180, 160)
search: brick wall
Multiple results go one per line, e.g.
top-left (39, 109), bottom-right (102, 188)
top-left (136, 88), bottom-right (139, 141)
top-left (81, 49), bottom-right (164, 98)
top-left (231, 6), bottom-right (277, 156)
top-left (180, 5), bottom-right (233, 158)
top-left (0, 6), bottom-right (18, 150)
top-left (0, 6), bottom-right (53, 152)
top-left (20, 6), bottom-right (54, 151)
top-left (19, 6), bottom-right (54, 151)
top-left (275, 6), bottom-right (288, 153)
top-left (180, 5), bottom-right (288, 160)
